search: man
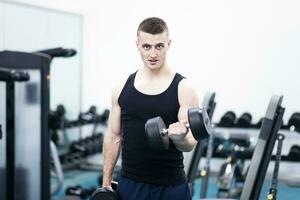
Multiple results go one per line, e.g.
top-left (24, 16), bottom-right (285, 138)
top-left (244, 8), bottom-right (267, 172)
top-left (102, 17), bottom-right (199, 200)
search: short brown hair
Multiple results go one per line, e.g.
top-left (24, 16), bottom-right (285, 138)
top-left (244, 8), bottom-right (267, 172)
top-left (137, 17), bottom-right (169, 36)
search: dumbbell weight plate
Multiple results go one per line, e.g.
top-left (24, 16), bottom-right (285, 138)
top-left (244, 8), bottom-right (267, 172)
top-left (188, 107), bottom-right (211, 140)
top-left (236, 112), bottom-right (252, 128)
top-left (101, 109), bottom-right (110, 123)
top-left (219, 111), bottom-right (236, 127)
top-left (145, 117), bottom-right (169, 152)
top-left (90, 187), bottom-right (119, 200)
top-left (288, 112), bottom-right (300, 132)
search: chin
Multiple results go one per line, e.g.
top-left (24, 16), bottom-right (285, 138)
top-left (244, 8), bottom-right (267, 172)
top-left (146, 64), bottom-right (162, 70)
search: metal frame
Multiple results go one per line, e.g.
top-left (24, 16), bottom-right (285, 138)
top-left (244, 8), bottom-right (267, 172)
top-left (0, 51), bottom-right (51, 200)
top-left (240, 95), bottom-right (284, 200)
top-left (186, 92), bottom-right (216, 195)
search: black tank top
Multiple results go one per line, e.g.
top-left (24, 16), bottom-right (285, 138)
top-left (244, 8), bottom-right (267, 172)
top-left (118, 71), bottom-right (186, 185)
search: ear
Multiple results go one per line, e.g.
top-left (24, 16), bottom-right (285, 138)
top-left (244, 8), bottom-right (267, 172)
top-left (167, 39), bottom-right (171, 50)
top-left (136, 40), bottom-right (139, 49)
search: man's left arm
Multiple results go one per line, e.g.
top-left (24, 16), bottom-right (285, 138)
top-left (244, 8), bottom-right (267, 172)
top-left (168, 79), bottom-right (199, 152)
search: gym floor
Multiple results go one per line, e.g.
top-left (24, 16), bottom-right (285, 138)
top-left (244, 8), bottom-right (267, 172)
top-left (51, 170), bottom-right (300, 200)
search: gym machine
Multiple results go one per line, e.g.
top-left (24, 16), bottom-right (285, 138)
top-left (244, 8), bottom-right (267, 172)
top-left (0, 52), bottom-right (51, 200)
top-left (239, 95), bottom-right (285, 200)
top-left (195, 95), bottom-right (285, 200)
top-left (186, 92), bottom-right (216, 198)
top-left (0, 47), bottom-right (77, 200)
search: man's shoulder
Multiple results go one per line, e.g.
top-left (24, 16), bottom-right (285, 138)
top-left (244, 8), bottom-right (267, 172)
top-left (111, 71), bottom-right (136, 102)
top-left (177, 77), bottom-right (198, 105)
top-left (178, 77), bottom-right (192, 90)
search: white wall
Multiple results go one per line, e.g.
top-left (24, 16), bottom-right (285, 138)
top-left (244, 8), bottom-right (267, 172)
top-left (7, 0), bottom-right (300, 123)
top-left (0, 0), bottom-right (83, 119)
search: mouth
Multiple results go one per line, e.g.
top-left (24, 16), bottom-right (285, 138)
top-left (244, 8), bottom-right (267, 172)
top-left (148, 59), bottom-right (159, 65)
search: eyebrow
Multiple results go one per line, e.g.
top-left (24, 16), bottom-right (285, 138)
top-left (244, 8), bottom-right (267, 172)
top-left (142, 42), bottom-right (165, 46)
top-left (155, 43), bottom-right (165, 46)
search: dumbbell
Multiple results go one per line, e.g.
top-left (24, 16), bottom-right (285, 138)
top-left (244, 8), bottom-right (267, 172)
top-left (236, 112), bottom-right (252, 128)
top-left (288, 145), bottom-right (300, 161)
top-left (78, 105), bottom-right (97, 123)
top-left (93, 133), bottom-right (104, 153)
top-left (288, 112), bottom-right (300, 132)
top-left (88, 134), bottom-right (104, 154)
top-left (65, 185), bottom-right (88, 199)
top-left (256, 118), bottom-right (263, 128)
top-left (84, 136), bottom-right (97, 155)
top-left (56, 104), bottom-right (66, 117)
top-left (70, 140), bottom-right (87, 156)
top-left (219, 111), bottom-right (236, 127)
top-left (49, 104), bottom-right (66, 130)
top-left (89, 105), bottom-right (97, 115)
top-left (87, 187), bottom-right (97, 196)
top-left (90, 187), bottom-right (119, 200)
top-left (100, 109), bottom-right (110, 123)
top-left (145, 107), bottom-right (212, 152)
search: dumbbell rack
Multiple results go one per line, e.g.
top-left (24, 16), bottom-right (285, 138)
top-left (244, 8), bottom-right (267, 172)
top-left (49, 107), bottom-right (109, 169)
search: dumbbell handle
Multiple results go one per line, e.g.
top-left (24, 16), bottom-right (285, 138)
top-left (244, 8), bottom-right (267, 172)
top-left (160, 123), bottom-right (190, 136)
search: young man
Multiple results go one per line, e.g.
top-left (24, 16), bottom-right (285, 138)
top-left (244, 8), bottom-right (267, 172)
top-left (102, 17), bottom-right (199, 200)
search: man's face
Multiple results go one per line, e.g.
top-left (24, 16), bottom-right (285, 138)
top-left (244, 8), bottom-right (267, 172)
top-left (136, 31), bottom-right (171, 70)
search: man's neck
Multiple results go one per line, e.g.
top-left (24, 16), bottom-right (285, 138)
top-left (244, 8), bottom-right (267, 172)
top-left (141, 65), bottom-right (173, 80)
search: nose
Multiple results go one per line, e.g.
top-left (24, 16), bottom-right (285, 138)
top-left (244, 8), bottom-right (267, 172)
top-left (149, 47), bottom-right (157, 58)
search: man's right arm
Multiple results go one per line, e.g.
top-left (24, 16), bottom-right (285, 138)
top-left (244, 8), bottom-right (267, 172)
top-left (102, 83), bottom-right (123, 188)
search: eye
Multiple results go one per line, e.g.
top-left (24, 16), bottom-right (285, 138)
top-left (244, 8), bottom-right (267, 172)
top-left (142, 44), bottom-right (151, 50)
top-left (155, 43), bottom-right (165, 50)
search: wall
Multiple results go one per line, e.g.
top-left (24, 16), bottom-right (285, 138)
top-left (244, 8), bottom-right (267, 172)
top-left (0, 0), bottom-right (83, 119)
top-left (5, 0), bottom-right (300, 123)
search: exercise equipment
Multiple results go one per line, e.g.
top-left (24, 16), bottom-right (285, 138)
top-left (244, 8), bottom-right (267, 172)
top-left (64, 185), bottom-right (97, 199)
top-left (49, 105), bottom-right (66, 129)
top-left (236, 112), bottom-right (252, 128)
top-left (49, 104), bottom-right (67, 145)
top-left (69, 133), bottom-right (104, 157)
top-left (186, 92), bottom-right (216, 197)
top-left (239, 95), bottom-right (285, 200)
top-left (0, 67), bottom-right (30, 81)
top-left (199, 132), bottom-right (214, 198)
top-left (0, 52), bottom-right (50, 200)
top-left (65, 185), bottom-right (89, 199)
top-left (0, 48), bottom-right (76, 200)
top-left (267, 133), bottom-right (285, 200)
top-left (256, 118), bottom-right (264, 128)
top-left (89, 181), bottom-right (119, 200)
top-left (287, 145), bottom-right (300, 161)
top-left (78, 105), bottom-right (97, 124)
top-left (287, 112), bottom-right (300, 132)
top-left (49, 107), bottom-right (110, 130)
top-left (50, 141), bottom-right (64, 196)
top-left (219, 111), bottom-right (236, 127)
top-left (145, 107), bottom-right (212, 152)
top-left (216, 133), bottom-right (250, 198)
top-left (197, 95), bottom-right (285, 200)
top-left (90, 186), bottom-right (119, 200)
top-left (285, 145), bottom-right (300, 187)
top-left (0, 68), bottom-right (31, 200)
top-left (37, 47), bottom-right (77, 59)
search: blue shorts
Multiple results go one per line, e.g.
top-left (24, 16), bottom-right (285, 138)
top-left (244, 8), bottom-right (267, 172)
top-left (116, 176), bottom-right (192, 200)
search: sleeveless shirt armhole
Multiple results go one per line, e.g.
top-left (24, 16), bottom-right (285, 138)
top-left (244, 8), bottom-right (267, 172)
top-left (175, 74), bottom-right (186, 91)
top-left (176, 73), bottom-right (186, 107)
top-left (117, 71), bottom-right (138, 105)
